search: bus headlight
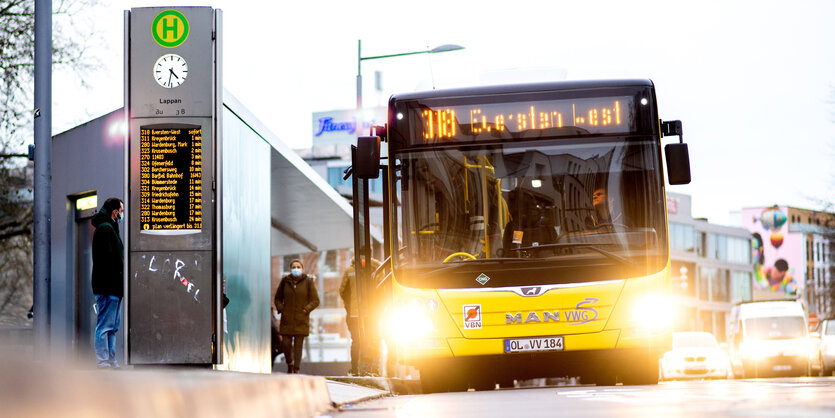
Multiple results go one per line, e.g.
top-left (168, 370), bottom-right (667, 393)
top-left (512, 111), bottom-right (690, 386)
top-left (630, 294), bottom-right (674, 332)
top-left (385, 305), bottom-right (434, 343)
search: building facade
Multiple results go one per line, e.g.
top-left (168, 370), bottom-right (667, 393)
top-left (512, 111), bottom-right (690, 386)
top-left (741, 206), bottom-right (835, 323)
top-left (667, 193), bottom-right (753, 342)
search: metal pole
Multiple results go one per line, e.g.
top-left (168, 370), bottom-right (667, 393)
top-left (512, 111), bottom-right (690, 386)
top-left (33, 0), bottom-right (52, 358)
top-left (356, 39), bottom-right (362, 110)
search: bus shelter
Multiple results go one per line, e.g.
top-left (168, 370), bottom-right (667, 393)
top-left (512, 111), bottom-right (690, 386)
top-left (47, 91), bottom-right (354, 372)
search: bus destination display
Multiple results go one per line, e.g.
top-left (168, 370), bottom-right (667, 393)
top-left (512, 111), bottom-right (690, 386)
top-left (411, 96), bottom-right (635, 142)
top-left (139, 125), bottom-right (203, 231)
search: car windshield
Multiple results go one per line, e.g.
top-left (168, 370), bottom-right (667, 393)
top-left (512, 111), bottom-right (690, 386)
top-left (745, 316), bottom-right (806, 340)
top-left (390, 138), bottom-right (668, 288)
top-left (672, 333), bottom-right (719, 349)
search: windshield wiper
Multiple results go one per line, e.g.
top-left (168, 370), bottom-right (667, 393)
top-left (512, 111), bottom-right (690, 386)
top-left (445, 257), bottom-right (536, 263)
top-left (512, 242), bottom-right (633, 266)
top-left (421, 257), bottom-right (538, 275)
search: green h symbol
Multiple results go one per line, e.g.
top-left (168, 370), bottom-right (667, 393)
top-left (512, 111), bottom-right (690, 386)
top-left (152, 10), bottom-right (189, 48)
top-left (162, 17), bottom-right (179, 40)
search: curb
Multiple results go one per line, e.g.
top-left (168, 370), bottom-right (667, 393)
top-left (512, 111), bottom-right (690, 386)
top-left (326, 376), bottom-right (423, 406)
top-left (0, 359), bottom-right (333, 418)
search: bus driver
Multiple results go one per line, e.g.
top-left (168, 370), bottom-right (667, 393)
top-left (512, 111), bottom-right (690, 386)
top-left (587, 186), bottom-right (622, 230)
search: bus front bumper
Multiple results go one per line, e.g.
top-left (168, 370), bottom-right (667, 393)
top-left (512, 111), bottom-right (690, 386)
top-left (398, 328), bottom-right (670, 361)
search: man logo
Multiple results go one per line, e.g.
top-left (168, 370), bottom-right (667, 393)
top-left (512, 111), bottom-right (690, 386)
top-left (521, 286), bottom-right (542, 296)
top-left (506, 298), bottom-right (600, 325)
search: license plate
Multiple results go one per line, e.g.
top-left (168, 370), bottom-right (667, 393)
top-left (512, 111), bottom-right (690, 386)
top-left (504, 336), bottom-right (564, 353)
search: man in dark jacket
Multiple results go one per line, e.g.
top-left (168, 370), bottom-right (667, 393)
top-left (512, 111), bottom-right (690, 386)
top-left (91, 197), bottom-right (124, 368)
top-left (274, 259), bottom-right (320, 374)
top-left (339, 259), bottom-right (360, 375)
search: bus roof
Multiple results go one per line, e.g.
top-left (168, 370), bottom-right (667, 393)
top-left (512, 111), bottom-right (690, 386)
top-left (390, 79), bottom-right (655, 102)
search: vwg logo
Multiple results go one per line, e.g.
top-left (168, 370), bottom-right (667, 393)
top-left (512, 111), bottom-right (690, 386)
top-left (152, 10), bottom-right (189, 48)
top-left (566, 297), bottom-right (599, 325)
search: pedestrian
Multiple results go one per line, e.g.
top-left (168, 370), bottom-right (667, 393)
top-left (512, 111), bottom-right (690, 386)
top-left (339, 257), bottom-right (360, 375)
top-left (341, 255), bottom-right (384, 376)
top-left (91, 197), bottom-right (124, 369)
top-left (270, 309), bottom-right (281, 372)
top-left (274, 259), bottom-right (320, 374)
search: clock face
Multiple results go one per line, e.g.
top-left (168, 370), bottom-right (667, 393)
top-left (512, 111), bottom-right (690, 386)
top-left (154, 53), bottom-right (188, 88)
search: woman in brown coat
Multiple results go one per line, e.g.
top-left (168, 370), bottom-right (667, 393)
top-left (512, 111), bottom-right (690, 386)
top-left (274, 259), bottom-right (320, 374)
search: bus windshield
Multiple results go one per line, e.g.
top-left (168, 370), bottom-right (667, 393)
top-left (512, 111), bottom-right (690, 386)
top-left (392, 136), bottom-right (667, 287)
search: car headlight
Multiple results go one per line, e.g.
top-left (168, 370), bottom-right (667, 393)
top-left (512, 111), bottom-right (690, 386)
top-left (779, 339), bottom-right (812, 357)
top-left (708, 355), bottom-right (728, 369)
top-left (741, 341), bottom-right (770, 359)
top-left (661, 352), bottom-right (684, 369)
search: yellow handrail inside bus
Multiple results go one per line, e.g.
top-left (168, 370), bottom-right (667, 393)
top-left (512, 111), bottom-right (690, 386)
top-left (443, 252), bottom-right (477, 263)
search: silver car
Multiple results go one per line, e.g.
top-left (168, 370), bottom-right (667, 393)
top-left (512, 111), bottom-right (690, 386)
top-left (821, 320), bottom-right (835, 376)
top-left (660, 332), bottom-right (731, 380)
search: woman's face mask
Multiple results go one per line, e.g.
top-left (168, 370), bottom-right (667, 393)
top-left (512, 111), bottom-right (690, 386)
top-left (291, 268), bottom-right (302, 277)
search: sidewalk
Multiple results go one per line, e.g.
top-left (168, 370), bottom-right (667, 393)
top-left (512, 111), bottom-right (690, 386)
top-left (0, 353), bottom-right (413, 417)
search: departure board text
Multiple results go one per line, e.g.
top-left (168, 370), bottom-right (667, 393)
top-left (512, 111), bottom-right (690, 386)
top-left (407, 96), bottom-right (636, 143)
top-left (139, 125), bottom-right (203, 231)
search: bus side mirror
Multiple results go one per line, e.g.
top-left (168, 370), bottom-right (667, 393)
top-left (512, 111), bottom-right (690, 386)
top-left (355, 136), bottom-right (381, 179)
top-left (665, 143), bottom-right (691, 185)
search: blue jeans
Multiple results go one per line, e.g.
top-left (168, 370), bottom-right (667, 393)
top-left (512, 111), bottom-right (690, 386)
top-left (94, 295), bottom-right (122, 367)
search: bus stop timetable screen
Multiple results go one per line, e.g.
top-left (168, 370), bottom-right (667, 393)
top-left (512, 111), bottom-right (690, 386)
top-left (139, 125), bottom-right (203, 231)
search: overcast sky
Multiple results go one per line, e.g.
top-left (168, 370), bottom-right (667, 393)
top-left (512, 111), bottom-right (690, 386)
top-left (52, 0), bottom-right (835, 225)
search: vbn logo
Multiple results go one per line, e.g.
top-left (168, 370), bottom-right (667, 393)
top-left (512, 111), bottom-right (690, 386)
top-left (462, 304), bottom-right (482, 329)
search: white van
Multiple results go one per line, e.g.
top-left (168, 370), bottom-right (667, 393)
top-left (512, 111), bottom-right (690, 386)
top-left (727, 300), bottom-right (811, 378)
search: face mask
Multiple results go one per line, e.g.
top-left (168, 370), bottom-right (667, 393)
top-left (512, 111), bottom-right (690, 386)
top-left (291, 268), bottom-right (302, 277)
top-left (117, 212), bottom-right (124, 223)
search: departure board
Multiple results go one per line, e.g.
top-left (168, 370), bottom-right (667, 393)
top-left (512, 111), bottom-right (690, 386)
top-left (139, 125), bottom-right (203, 231)
top-left (406, 96), bottom-right (635, 144)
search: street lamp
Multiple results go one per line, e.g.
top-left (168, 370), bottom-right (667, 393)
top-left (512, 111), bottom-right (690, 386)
top-left (356, 40), bottom-right (464, 110)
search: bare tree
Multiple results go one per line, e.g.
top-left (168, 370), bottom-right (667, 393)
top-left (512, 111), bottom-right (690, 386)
top-left (818, 87), bottom-right (835, 322)
top-left (0, 0), bottom-right (101, 325)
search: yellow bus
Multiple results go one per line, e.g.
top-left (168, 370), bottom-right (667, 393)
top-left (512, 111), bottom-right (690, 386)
top-left (354, 79), bottom-right (690, 392)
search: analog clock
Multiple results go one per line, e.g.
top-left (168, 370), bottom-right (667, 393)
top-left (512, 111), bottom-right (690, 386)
top-left (154, 53), bottom-right (188, 88)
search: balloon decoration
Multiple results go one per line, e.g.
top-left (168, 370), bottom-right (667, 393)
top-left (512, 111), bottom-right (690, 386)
top-left (770, 232), bottom-right (784, 248)
top-left (759, 207), bottom-right (787, 231)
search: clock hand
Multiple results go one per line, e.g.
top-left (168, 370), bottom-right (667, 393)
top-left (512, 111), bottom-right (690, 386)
top-left (169, 68), bottom-right (180, 79)
top-left (167, 71), bottom-right (172, 87)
